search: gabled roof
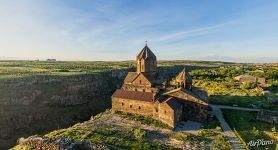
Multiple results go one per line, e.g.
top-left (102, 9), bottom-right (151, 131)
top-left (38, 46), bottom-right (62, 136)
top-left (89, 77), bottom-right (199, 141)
top-left (164, 97), bottom-right (181, 110)
top-left (176, 68), bottom-right (192, 82)
top-left (144, 73), bottom-right (167, 85)
top-left (131, 73), bottom-right (151, 84)
top-left (112, 89), bottom-right (154, 102)
top-left (136, 45), bottom-right (156, 60)
top-left (163, 88), bottom-right (208, 105)
top-left (156, 96), bottom-right (181, 110)
top-left (124, 72), bottom-right (139, 84)
top-left (123, 72), bottom-right (167, 86)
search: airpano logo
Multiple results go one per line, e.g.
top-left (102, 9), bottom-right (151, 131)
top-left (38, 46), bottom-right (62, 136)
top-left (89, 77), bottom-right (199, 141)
top-left (247, 139), bottom-right (275, 147)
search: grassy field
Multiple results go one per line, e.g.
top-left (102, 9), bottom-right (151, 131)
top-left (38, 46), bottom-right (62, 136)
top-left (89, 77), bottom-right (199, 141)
top-left (0, 60), bottom-right (234, 79)
top-left (222, 109), bottom-right (278, 150)
top-left (209, 95), bottom-right (268, 107)
top-left (0, 60), bottom-right (133, 79)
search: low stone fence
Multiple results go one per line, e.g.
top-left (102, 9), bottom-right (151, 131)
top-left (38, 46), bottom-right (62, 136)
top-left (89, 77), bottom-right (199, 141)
top-left (257, 110), bottom-right (278, 124)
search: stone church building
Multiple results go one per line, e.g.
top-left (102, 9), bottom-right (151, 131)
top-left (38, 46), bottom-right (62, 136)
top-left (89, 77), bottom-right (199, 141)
top-left (112, 44), bottom-right (208, 128)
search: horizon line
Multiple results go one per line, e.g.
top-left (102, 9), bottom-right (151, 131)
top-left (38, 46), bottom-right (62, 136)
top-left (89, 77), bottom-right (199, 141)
top-left (0, 59), bottom-right (277, 64)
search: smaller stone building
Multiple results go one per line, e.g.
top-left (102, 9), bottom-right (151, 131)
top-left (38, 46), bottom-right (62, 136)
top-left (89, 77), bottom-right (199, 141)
top-left (235, 75), bottom-right (266, 85)
top-left (112, 44), bottom-right (208, 128)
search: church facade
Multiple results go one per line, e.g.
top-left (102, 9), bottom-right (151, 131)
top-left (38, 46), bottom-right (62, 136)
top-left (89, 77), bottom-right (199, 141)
top-left (111, 44), bottom-right (208, 128)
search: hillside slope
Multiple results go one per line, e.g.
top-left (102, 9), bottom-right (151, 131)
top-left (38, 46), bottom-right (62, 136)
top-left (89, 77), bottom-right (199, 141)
top-left (12, 110), bottom-right (232, 150)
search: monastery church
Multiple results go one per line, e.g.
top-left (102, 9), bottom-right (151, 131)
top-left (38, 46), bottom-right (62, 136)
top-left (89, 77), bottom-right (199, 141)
top-left (112, 44), bottom-right (208, 128)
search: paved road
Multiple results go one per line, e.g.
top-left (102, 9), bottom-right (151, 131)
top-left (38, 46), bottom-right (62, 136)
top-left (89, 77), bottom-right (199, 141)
top-left (210, 104), bottom-right (260, 112)
top-left (211, 105), bottom-right (245, 150)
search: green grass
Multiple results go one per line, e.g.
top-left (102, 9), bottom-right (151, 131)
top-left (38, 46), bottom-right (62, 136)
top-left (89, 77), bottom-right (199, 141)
top-left (46, 128), bottom-right (173, 150)
top-left (0, 60), bottom-right (132, 79)
top-left (10, 145), bottom-right (32, 150)
top-left (209, 95), bottom-right (270, 108)
top-left (0, 60), bottom-right (230, 80)
top-left (222, 109), bottom-right (278, 150)
top-left (198, 129), bottom-right (217, 137)
top-left (170, 132), bottom-right (210, 146)
top-left (115, 111), bottom-right (172, 129)
top-left (212, 135), bottom-right (233, 150)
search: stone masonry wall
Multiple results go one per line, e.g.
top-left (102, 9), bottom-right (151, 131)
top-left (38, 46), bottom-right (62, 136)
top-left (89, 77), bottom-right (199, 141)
top-left (157, 103), bottom-right (175, 127)
top-left (112, 97), bottom-right (154, 116)
top-left (112, 97), bottom-right (177, 127)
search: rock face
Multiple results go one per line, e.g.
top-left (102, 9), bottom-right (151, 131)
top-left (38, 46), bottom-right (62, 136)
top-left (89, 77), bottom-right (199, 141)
top-left (0, 74), bottom-right (121, 106)
top-left (17, 135), bottom-right (110, 150)
top-left (0, 72), bottom-right (127, 150)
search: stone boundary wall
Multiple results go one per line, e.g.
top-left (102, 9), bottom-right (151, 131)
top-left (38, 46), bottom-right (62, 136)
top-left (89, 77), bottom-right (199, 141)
top-left (257, 110), bottom-right (278, 124)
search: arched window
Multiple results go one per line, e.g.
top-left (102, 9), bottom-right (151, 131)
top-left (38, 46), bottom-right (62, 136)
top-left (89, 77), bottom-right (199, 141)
top-left (122, 102), bottom-right (124, 106)
top-left (143, 89), bottom-right (145, 92)
top-left (138, 106), bottom-right (141, 109)
top-left (130, 105), bottom-right (132, 108)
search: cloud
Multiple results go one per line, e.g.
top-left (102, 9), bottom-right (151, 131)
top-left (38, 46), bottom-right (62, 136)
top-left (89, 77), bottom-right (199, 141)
top-left (0, 0), bottom-right (277, 62)
top-left (151, 21), bottom-right (235, 43)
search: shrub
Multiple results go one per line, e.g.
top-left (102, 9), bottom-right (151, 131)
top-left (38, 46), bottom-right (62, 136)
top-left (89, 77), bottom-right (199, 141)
top-left (116, 111), bottom-right (172, 129)
top-left (212, 135), bottom-right (233, 150)
top-left (198, 129), bottom-right (216, 137)
top-left (133, 128), bottom-right (146, 141)
top-left (171, 132), bottom-right (188, 141)
top-left (215, 126), bottom-right (222, 132)
top-left (271, 127), bottom-right (276, 133)
top-left (240, 82), bottom-right (256, 89)
top-left (251, 127), bottom-right (260, 137)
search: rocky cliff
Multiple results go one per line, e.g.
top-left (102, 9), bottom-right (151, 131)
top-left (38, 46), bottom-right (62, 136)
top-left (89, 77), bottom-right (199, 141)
top-left (0, 71), bottom-right (127, 150)
top-left (2, 66), bottom-right (208, 149)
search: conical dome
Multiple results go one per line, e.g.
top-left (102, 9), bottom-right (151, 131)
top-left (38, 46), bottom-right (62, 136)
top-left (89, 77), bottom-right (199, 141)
top-left (136, 44), bottom-right (157, 74)
top-left (136, 45), bottom-right (156, 60)
top-left (176, 68), bottom-right (192, 89)
top-left (176, 68), bottom-right (192, 82)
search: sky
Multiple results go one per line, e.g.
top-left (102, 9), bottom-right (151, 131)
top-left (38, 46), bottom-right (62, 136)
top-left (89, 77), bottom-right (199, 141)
top-left (0, 0), bottom-right (278, 63)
